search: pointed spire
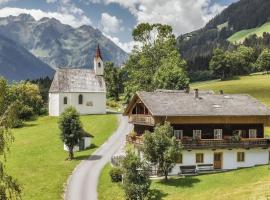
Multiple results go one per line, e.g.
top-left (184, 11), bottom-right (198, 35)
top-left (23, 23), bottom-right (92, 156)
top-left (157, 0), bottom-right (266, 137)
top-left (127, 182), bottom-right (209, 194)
top-left (95, 44), bottom-right (102, 60)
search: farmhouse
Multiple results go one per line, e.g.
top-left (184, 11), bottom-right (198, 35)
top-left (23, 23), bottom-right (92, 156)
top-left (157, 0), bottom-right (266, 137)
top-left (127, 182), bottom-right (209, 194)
top-left (124, 89), bottom-right (270, 174)
top-left (49, 45), bottom-right (106, 116)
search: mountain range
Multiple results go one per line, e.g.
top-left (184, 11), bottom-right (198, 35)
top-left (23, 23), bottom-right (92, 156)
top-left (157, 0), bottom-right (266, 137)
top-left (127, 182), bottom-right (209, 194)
top-left (0, 14), bottom-right (128, 81)
top-left (0, 34), bottom-right (55, 81)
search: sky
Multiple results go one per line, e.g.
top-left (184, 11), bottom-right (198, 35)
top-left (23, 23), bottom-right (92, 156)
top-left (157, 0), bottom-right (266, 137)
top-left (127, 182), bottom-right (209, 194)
top-left (0, 0), bottom-right (238, 52)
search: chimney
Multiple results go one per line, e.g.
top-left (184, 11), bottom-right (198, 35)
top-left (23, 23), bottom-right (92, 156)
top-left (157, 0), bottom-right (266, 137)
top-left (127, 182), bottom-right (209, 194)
top-left (194, 89), bottom-right (199, 98)
top-left (219, 90), bottom-right (224, 95)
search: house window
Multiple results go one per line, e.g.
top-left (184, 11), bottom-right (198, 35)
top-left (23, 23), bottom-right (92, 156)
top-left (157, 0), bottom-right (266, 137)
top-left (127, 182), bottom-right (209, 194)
top-left (176, 153), bottom-right (183, 164)
top-left (214, 129), bottom-right (223, 139)
top-left (196, 153), bottom-right (204, 163)
top-left (249, 129), bottom-right (257, 138)
top-left (237, 152), bottom-right (245, 162)
top-left (174, 130), bottom-right (183, 140)
top-left (63, 97), bottom-right (68, 105)
top-left (193, 130), bottom-right (202, 139)
top-left (78, 94), bottom-right (83, 105)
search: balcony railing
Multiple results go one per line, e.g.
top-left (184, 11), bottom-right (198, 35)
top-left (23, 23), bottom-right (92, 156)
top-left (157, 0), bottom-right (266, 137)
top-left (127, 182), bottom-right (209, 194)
top-left (128, 115), bottom-right (155, 126)
top-left (126, 135), bottom-right (270, 149)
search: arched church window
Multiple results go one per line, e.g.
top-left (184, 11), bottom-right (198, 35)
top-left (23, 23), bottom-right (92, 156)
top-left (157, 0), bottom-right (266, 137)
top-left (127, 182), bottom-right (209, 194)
top-left (63, 97), bottom-right (68, 105)
top-left (98, 62), bottom-right (101, 67)
top-left (78, 94), bottom-right (83, 105)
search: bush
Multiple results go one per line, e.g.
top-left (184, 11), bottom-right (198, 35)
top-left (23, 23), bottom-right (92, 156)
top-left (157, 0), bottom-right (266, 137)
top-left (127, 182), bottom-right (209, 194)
top-left (19, 105), bottom-right (34, 120)
top-left (106, 100), bottom-right (119, 108)
top-left (109, 167), bottom-right (122, 182)
top-left (189, 70), bottom-right (215, 82)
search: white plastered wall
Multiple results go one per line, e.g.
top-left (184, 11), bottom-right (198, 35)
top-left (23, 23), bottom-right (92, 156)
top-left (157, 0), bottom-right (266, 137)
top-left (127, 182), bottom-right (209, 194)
top-left (49, 92), bottom-right (106, 116)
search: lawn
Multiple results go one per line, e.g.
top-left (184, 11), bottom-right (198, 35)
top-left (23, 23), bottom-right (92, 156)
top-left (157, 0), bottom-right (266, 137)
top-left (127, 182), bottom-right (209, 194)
top-left (98, 164), bottom-right (270, 200)
top-left (5, 114), bottom-right (118, 200)
top-left (228, 21), bottom-right (270, 43)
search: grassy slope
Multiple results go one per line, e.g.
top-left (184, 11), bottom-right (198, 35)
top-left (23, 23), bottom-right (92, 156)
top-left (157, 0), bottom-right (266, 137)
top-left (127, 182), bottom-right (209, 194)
top-left (6, 114), bottom-right (118, 200)
top-left (99, 164), bottom-right (270, 200)
top-left (98, 164), bottom-right (125, 200)
top-left (228, 22), bottom-right (270, 43)
top-left (98, 74), bottom-right (270, 200)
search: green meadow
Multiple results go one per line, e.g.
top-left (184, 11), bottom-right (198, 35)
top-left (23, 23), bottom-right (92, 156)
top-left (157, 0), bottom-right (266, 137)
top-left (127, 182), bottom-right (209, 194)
top-left (228, 22), bottom-right (270, 43)
top-left (5, 114), bottom-right (118, 200)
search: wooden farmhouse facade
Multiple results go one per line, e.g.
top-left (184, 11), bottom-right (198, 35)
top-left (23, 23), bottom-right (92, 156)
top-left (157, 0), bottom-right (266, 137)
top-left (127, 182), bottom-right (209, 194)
top-left (124, 89), bottom-right (270, 174)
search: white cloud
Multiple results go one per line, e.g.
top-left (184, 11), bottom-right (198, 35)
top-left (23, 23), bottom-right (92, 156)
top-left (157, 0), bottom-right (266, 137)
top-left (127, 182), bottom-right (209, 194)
top-left (100, 13), bottom-right (124, 34)
top-left (0, 0), bottom-right (15, 5)
top-left (0, 6), bottom-right (92, 28)
top-left (104, 34), bottom-right (136, 53)
top-left (46, 0), bottom-right (57, 3)
top-left (87, 0), bottom-right (226, 35)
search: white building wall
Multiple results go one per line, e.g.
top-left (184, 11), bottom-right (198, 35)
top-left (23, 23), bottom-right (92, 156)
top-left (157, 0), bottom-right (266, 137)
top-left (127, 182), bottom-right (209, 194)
top-left (169, 148), bottom-right (269, 175)
top-left (49, 93), bottom-right (60, 116)
top-left (49, 92), bottom-right (106, 116)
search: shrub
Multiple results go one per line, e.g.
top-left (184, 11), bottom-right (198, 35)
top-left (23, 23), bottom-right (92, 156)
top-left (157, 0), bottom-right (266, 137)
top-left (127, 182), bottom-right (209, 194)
top-left (109, 167), bottom-right (122, 182)
top-left (106, 100), bottom-right (119, 108)
top-left (19, 105), bottom-right (34, 120)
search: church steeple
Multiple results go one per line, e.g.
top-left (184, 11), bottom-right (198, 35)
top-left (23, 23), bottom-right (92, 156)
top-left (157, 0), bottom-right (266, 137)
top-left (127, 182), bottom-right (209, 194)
top-left (95, 44), bottom-right (103, 60)
top-left (94, 44), bottom-right (104, 76)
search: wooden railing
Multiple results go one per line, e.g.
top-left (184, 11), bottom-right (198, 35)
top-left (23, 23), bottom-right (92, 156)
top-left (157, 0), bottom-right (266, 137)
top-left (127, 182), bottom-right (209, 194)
top-left (128, 115), bottom-right (155, 126)
top-left (126, 135), bottom-right (270, 149)
top-left (181, 138), bottom-right (270, 149)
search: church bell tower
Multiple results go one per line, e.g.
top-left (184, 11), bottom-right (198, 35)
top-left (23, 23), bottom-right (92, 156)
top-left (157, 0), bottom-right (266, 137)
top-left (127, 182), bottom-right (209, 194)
top-left (94, 44), bottom-right (104, 76)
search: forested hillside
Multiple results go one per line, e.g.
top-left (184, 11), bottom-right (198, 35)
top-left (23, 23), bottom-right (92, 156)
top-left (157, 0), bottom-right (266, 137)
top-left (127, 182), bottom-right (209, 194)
top-left (177, 0), bottom-right (270, 80)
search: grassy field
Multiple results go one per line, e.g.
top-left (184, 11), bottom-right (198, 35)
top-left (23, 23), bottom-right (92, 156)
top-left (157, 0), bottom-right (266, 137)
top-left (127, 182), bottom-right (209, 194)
top-left (192, 74), bottom-right (270, 107)
top-left (5, 114), bottom-right (118, 200)
top-left (98, 164), bottom-right (270, 200)
top-left (228, 22), bottom-right (270, 43)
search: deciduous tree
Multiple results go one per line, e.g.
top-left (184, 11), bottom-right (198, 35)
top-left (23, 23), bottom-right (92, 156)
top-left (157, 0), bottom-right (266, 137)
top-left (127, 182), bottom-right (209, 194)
top-left (256, 48), bottom-right (270, 73)
top-left (58, 107), bottom-right (83, 160)
top-left (122, 150), bottom-right (150, 200)
top-left (0, 77), bottom-right (21, 199)
top-left (143, 122), bottom-right (181, 180)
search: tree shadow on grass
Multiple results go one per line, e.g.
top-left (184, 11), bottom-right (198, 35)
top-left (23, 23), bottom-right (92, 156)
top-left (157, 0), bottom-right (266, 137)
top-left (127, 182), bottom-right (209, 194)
top-left (19, 122), bottom-right (38, 128)
top-left (74, 144), bottom-right (99, 160)
top-left (147, 189), bottom-right (168, 200)
top-left (157, 176), bottom-right (201, 188)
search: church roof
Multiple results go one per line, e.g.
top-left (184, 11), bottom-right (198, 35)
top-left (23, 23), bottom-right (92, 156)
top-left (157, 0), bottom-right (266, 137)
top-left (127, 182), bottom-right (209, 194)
top-left (49, 68), bottom-right (106, 93)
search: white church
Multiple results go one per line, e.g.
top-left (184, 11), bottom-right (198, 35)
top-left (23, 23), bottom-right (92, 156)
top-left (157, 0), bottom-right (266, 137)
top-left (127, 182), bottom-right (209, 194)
top-left (48, 45), bottom-right (106, 116)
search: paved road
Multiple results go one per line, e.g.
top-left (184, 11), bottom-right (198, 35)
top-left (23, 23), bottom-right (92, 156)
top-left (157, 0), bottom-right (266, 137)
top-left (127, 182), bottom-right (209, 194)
top-left (65, 115), bottom-right (132, 200)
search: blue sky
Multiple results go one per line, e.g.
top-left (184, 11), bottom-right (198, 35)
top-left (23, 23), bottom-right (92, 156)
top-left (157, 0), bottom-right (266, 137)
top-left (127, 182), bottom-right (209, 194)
top-left (0, 0), bottom-right (238, 52)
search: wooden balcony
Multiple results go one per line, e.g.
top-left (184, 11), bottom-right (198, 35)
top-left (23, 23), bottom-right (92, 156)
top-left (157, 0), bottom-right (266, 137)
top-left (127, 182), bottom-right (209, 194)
top-left (126, 135), bottom-right (270, 149)
top-left (181, 138), bottom-right (270, 149)
top-left (128, 114), bottom-right (155, 126)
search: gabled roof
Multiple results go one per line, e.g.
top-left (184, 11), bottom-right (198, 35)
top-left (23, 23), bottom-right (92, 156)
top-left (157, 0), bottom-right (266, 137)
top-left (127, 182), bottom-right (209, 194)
top-left (124, 90), bottom-right (270, 117)
top-left (49, 68), bottom-right (106, 93)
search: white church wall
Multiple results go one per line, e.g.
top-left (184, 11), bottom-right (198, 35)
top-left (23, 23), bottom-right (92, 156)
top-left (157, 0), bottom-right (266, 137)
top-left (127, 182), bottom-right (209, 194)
top-left (49, 93), bottom-right (60, 116)
top-left (57, 92), bottom-right (106, 115)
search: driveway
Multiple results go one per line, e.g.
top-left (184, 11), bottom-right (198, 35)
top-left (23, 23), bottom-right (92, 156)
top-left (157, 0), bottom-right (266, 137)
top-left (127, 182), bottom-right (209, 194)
top-left (64, 115), bottom-right (132, 200)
